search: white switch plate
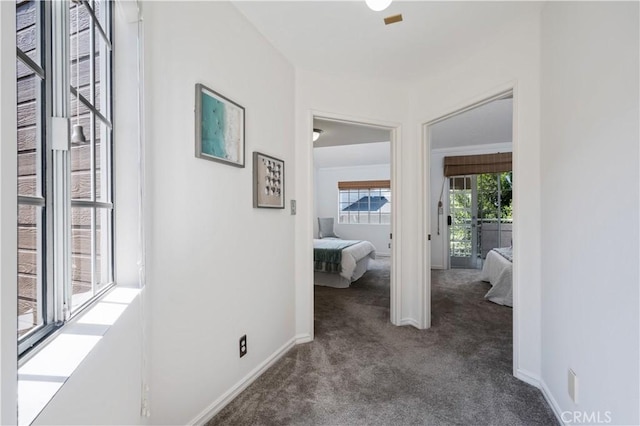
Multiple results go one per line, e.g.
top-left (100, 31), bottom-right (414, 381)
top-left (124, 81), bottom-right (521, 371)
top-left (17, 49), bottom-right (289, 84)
top-left (568, 369), bottom-right (578, 403)
top-left (51, 117), bottom-right (69, 151)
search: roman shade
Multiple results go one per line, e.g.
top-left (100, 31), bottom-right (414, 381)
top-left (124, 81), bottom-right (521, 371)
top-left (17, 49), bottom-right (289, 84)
top-left (338, 180), bottom-right (391, 190)
top-left (443, 152), bottom-right (512, 177)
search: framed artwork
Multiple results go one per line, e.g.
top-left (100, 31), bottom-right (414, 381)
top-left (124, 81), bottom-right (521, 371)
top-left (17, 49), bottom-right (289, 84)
top-left (253, 152), bottom-right (285, 209)
top-left (195, 83), bottom-right (245, 167)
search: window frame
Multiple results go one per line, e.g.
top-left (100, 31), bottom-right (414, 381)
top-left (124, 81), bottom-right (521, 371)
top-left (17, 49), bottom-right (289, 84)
top-left (16, 0), bottom-right (56, 355)
top-left (17, 0), bottom-right (115, 358)
top-left (337, 182), bottom-right (392, 225)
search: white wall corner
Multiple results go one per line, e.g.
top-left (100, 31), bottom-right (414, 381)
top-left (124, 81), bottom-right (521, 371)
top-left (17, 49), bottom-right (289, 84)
top-left (538, 378), bottom-right (567, 426)
top-left (189, 337), bottom-right (296, 426)
top-left (515, 369), bottom-right (564, 425)
top-left (514, 368), bottom-right (540, 388)
top-left (295, 333), bottom-right (313, 344)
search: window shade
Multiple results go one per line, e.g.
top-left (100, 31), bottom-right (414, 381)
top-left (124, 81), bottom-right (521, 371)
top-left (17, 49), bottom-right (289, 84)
top-left (443, 152), bottom-right (512, 177)
top-left (338, 180), bottom-right (391, 190)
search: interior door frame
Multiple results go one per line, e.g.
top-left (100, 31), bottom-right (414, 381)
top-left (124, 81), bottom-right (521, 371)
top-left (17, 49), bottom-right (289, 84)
top-left (309, 111), bottom-right (402, 333)
top-left (421, 85), bottom-right (518, 374)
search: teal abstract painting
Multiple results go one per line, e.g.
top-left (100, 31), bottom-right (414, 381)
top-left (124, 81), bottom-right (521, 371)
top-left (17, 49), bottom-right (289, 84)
top-left (201, 95), bottom-right (227, 159)
top-left (195, 84), bottom-right (245, 167)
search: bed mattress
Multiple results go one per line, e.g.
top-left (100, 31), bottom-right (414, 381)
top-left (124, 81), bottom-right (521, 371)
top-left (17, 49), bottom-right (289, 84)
top-left (480, 249), bottom-right (513, 307)
top-left (313, 239), bottom-right (376, 288)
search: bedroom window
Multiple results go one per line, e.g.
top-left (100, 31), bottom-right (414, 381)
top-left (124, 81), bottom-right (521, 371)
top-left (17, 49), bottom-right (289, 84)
top-left (16, 0), bottom-right (114, 357)
top-left (338, 180), bottom-right (391, 224)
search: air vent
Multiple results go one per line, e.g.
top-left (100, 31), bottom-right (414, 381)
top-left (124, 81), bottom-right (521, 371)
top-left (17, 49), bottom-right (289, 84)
top-left (384, 14), bottom-right (403, 25)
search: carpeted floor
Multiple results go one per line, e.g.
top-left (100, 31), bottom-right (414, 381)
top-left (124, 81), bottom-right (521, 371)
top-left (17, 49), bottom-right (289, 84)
top-left (210, 258), bottom-right (556, 425)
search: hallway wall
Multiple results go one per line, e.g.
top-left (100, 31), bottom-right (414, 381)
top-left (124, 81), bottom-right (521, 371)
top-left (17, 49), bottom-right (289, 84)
top-left (540, 2), bottom-right (639, 423)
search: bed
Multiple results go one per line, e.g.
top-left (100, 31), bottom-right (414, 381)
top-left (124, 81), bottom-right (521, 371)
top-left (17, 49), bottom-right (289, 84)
top-left (313, 238), bottom-right (376, 288)
top-left (480, 247), bottom-right (513, 307)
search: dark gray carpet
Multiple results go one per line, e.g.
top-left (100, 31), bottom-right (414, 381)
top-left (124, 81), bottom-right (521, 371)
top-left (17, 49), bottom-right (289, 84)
top-left (210, 258), bottom-right (556, 425)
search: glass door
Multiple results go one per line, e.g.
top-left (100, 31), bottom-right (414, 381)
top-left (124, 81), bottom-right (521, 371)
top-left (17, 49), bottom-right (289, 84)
top-left (449, 176), bottom-right (479, 268)
top-left (448, 172), bottom-right (513, 269)
top-left (477, 172), bottom-right (513, 259)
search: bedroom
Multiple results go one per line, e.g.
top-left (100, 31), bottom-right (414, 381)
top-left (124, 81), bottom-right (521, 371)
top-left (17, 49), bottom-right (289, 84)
top-left (429, 94), bottom-right (514, 308)
top-left (312, 118), bottom-right (392, 307)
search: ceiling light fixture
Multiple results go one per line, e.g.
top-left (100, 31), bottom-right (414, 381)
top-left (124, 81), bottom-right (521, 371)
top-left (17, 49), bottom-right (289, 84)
top-left (313, 128), bottom-right (323, 142)
top-left (366, 0), bottom-right (392, 12)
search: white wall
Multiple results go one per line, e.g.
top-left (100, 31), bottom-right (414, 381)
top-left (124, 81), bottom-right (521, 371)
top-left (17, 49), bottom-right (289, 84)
top-left (411, 9), bottom-right (543, 381)
top-left (0, 1), bottom-right (18, 424)
top-left (315, 164), bottom-right (391, 256)
top-left (540, 2), bottom-right (639, 424)
top-left (142, 2), bottom-right (295, 424)
top-left (430, 143), bottom-right (512, 269)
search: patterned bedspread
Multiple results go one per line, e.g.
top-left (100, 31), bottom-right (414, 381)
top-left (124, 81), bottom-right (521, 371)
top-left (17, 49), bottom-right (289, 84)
top-left (313, 239), bottom-right (361, 272)
top-left (313, 238), bottom-right (360, 272)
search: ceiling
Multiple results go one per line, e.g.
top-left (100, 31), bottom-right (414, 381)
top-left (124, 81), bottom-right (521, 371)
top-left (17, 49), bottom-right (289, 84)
top-left (430, 98), bottom-right (513, 150)
top-left (313, 118), bottom-right (390, 148)
top-left (233, 1), bottom-right (519, 166)
top-left (232, 1), bottom-right (542, 81)
top-left (314, 141), bottom-right (390, 169)
top-left (312, 98), bottom-right (512, 168)
top-left (313, 118), bottom-right (391, 168)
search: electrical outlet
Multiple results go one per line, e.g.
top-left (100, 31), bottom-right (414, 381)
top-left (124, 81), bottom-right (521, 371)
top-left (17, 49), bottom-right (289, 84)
top-left (239, 335), bottom-right (247, 358)
top-left (290, 199), bottom-right (296, 215)
top-left (568, 369), bottom-right (578, 403)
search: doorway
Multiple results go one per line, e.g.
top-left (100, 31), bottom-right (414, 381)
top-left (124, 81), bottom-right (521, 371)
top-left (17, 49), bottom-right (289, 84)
top-left (310, 113), bottom-right (401, 330)
top-left (422, 88), bottom-right (515, 332)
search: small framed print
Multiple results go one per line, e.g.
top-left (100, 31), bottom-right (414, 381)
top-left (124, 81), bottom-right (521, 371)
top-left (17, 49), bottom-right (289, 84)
top-left (253, 152), bottom-right (284, 209)
top-left (195, 83), bottom-right (245, 167)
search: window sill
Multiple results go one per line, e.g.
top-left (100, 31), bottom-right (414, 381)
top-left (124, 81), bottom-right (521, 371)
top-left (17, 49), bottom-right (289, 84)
top-left (17, 286), bottom-right (141, 425)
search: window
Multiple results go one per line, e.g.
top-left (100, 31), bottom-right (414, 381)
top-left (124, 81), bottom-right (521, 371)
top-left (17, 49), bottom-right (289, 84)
top-left (16, 0), bottom-right (114, 356)
top-left (338, 180), bottom-right (391, 224)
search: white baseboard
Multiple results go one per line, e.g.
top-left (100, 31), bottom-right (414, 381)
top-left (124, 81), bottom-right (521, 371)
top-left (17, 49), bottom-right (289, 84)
top-left (515, 368), bottom-right (540, 387)
top-left (399, 318), bottom-right (420, 328)
top-left (515, 369), bottom-right (564, 426)
top-left (295, 333), bottom-right (312, 344)
top-left (190, 337), bottom-right (296, 425)
top-left (539, 378), bottom-right (565, 426)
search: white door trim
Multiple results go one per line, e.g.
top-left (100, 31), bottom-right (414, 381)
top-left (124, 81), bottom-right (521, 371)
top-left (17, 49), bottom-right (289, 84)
top-left (308, 110), bottom-right (403, 329)
top-left (419, 83), bottom-right (519, 377)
